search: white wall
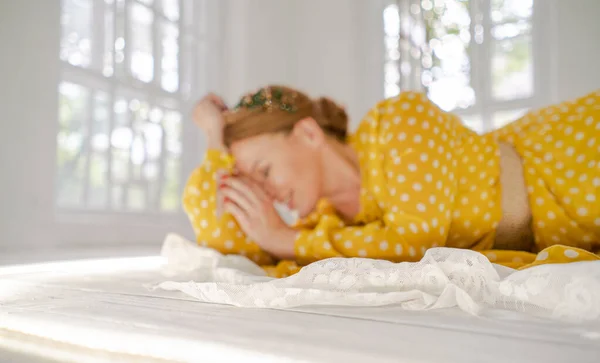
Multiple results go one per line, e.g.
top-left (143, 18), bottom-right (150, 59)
top-left (0, 0), bottom-right (61, 251)
top-left (218, 0), bottom-right (387, 130)
top-left (551, 0), bottom-right (600, 102)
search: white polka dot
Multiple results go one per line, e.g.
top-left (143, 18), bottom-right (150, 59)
top-left (551, 235), bottom-right (560, 243)
top-left (565, 170), bottom-right (575, 178)
top-left (486, 252), bottom-right (497, 261)
top-left (200, 219), bottom-right (208, 228)
top-left (397, 227), bottom-right (405, 235)
top-left (358, 249), bottom-right (367, 257)
top-left (429, 195), bottom-right (436, 204)
top-left (323, 242), bottom-right (332, 250)
top-left (564, 249), bottom-right (579, 258)
top-left (344, 240), bottom-right (353, 249)
top-left (224, 240), bottom-right (234, 249)
top-left (201, 200), bottom-right (208, 208)
top-left (202, 181), bottom-right (210, 190)
top-left (408, 117), bottom-right (416, 125)
top-left (379, 241), bottom-right (389, 251)
top-left (420, 153), bottom-right (429, 162)
top-left (408, 164), bottom-right (417, 172)
top-left (334, 233), bottom-right (342, 240)
top-left (298, 246), bottom-right (306, 256)
top-left (461, 197), bottom-right (469, 205)
top-left (395, 244), bottom-right (403, 255)
top-left (594, 218), bottom-right (600, 227)
top-left (425, 174), bottom-right (433, 183)
top-left (547, 211), bottom-right (556, 220)
top-left (536, 251), bottom-right (548, 261)
top-left (409, 223), bottom-right (419, 233)
top-left (355, 230), bottom-right (363, 236)
top-left (397, 174), bottom-right (406, 183)
top-left (577, 207), bottom-right (588, 216)
top-left (398, 133), bottom-right (406, 141)
top-left (484, 213), bottom-right (491, 221)
top-left (537, 221), bottom-right (545, 228)
top-left (413, 183), bottom-right (423, 191)
top-left (413, 135), bottom-right (422, 143)
top-left (464, 220), bottom-right (471, 228)
top-left (417, 203), bottom-right (426, 212)
top-left (409, 246), bottom-right (416, 257)
top-left (401, 193), bottom-right (410, 202)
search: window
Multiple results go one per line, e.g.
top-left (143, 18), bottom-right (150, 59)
top-left (57, 0), bottom-right (204, 213)
top-left (384, 0), bottom-right (540, 133)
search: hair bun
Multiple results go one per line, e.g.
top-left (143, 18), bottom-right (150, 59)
top-left (316, 97), bottom-right (348, 140)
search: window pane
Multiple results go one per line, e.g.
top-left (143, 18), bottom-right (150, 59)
top-left (129, 2), bottom-right (154, 82)
top-left (424, 0), bottom-right (475, 111)
top-left (60, 0), bottom-right (93, 68)
top-left (383, 4), bottom-right (400, 37)
top-left (491, 22), bottom-right (531, 40)
top-left (56, 82), bottom-right (90, 207)
top-left (161, 157), bottom-right (180, 211)
top-left (103, 0), bottom-right (115, 77)
top-left (493, 108), bottom-right (528, 130)
top-left (492, 36), bottom-right (533, 101)
top-left (161, 0), bottom-right (180, 21)
top-left (163, 110), bottom-right (182, 155)
top-left (88, 91), bottom-right (111, 208)
top-left (491, 0), bottom-right (533, 24)
top-left (461, 114), bottom-right (484, 134)
top-left (161, 21), bottom-right (179, 92)
top-left (161, 110), bottom-right (182, 212)
top-left (128, 185), bottom-right (146, 210)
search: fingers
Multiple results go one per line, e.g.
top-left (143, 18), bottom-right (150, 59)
top-left (221, 184), bottom-right (254, 213)
top-left (223, 177), bottom-right (263, 207)
top-left (205, 93), bottom-right (228, 111)
top-left (223, 202), bottom-right (250, 232)
top-left (237, 175), bottom-right (270, 203)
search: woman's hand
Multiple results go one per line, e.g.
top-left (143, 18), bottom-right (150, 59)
top-left (192, 93), bottom-right (228, 150)
top-left (219, 175), bottom-right (297, 260)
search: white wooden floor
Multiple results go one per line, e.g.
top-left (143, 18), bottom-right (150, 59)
top-left (1, 255), bottom-right (599, 362)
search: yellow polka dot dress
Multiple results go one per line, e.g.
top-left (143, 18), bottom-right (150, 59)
top-left (183, 91), bottom-right (600, 277)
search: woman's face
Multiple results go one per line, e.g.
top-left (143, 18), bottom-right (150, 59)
top-left (229, 119), bottom-right (325, 218)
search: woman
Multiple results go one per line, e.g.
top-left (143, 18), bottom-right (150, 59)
top-left (183, 86), bottom-right (600, 277)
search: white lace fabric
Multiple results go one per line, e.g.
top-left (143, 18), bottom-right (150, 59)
top-left (156, 234), bottom-right (600, 323)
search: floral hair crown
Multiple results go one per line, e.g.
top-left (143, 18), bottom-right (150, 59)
top-left (233, 87), bottom-right (299, 113)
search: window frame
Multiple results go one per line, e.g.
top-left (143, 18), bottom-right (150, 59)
top-left (384, 0), bottom-right (553, 133)
top-left (54, 0), bottom-right (222, 245)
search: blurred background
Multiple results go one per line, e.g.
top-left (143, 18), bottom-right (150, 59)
top-left (0, 0), bottom-right (598, 262)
